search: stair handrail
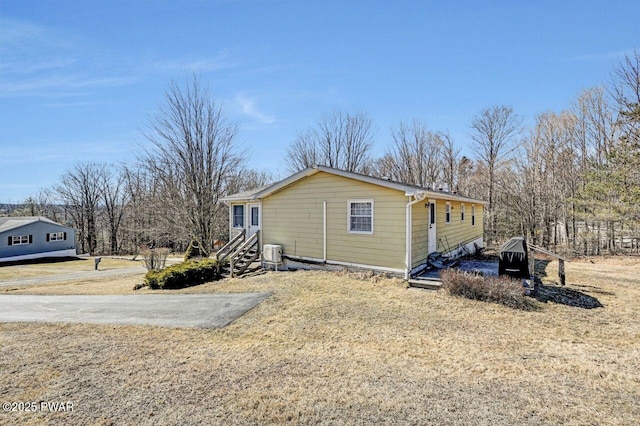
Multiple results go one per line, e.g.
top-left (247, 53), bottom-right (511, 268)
top-left (215, 230), bottom-right (245, 260)
top-left (230, 230), bottom-right (259, 261)
top-left (229, 231), bottom-right (260, 277)
top-left (215, 229), bottom-right (245, 273)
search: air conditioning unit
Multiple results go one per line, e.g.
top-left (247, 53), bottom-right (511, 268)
top-left (263, 244), bottom-right (283, 263)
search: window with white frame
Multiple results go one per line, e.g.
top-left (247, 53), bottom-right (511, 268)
top-left (48, 232), bottom-right (65, 242)
top-left (9, 235), bottom-right (31, 245)
top-left (250, 206), bottom-right (259, 227)
top-left (233, 205), bottom-right (244, 228)
top-left (472, 205), bottom-right (476, 226)
top-left (461, 204), bottom-right (465, 222)
top-left (445, 202), bottom-right (451, 224)
top-left (348, 200), bottom-right (373, 234)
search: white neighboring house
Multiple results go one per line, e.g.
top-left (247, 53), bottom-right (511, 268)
top-left (0, 217), bottom-right (76, 263)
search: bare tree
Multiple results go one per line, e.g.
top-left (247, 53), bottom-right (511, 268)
top-left (611, 49), bottom-right (640, 134)
top-left (121, 165), bottom-right (176, 254)
top-left (13, 189), bottom-right (59, 221)
top-left (441, 132), bottom-right (461, 192)
top-left (287, 130), bottom-right (319, 172)
top-left (286, 111), bottom-right (374, 173)
top-left (456, 156), bottom-right (476, 197)
top-left (470, 105), bottom-right (523, 245)
top-left (141, 76), bottom-right (243, 256)
top-left (100, 165), bottom-right (129, 254)
top-left (610, 49), bottom-right (640, 216)
top-left (55, 163), bottom-right (106, 255)
top-left (573, 87), bottom-right (615, 167)
top-left (374, 120), bottom-right (443, 187)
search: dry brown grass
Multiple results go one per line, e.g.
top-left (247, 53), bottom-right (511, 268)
top-left (0, 257), bottom-right (141, 281)
top-left (2, 274), bottom-right (146, 295)
top-left (1, 257), bottom-right (639, 425)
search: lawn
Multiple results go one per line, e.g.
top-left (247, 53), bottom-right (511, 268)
top-left (0, 257), bottom-right (638, 425)
top-left (0, 257), bottom-right (142, 281)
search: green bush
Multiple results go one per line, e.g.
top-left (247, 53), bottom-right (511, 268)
top-left (144, 258), bottom-right (219, 289)
top-left (440, 269), bottom-right (536, 310)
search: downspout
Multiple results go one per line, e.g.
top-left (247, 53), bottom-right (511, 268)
top-left (405, 194), bottom-right (426, 280)
top-left (323, 200), bottom-right (327, 262)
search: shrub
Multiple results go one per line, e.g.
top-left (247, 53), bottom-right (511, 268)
top-left (440, 269), bottom-right (536, 310)
top-left (141, 247), bottom-right (170, 271)
top-left (144, 270), bottom-right (161, 289)
top-left (144, 258), bottom-right (219, 289)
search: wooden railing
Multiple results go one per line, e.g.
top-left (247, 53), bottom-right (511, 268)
top-left (438, 235), bottom-right (483, 258)
top-left (215, 230), bottom-right (246, 274)
top-left (528, 243), bottom-right (568, 286)
top-left (229, 231), bottom-right (260, 278)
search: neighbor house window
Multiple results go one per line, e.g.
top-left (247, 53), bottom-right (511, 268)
top-left (233, 205), bottom-right (244, 228)
top-left (8, 235), bottom-right (32, 246)
top-left (47, 232), bottom-right (66, 242)
top-left (348, 200), bottom-right (373, 234)
top-left (472, 205), bottom-right (476, 226)
top-left (461, 204), bottom-right (465, 222)
top-left (445, 202), bottom-right (451, 224)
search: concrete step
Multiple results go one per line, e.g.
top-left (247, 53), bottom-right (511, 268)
top-left (407, 279), bottom-right (442, 291)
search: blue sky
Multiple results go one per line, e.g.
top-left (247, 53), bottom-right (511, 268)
top-left (0, 0), bottom-right (638, 202)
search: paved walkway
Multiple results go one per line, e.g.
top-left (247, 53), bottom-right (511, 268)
top-left (0, 293), bottom-right (271, 328)
top-left (0, 266), bottom-right (146, 288)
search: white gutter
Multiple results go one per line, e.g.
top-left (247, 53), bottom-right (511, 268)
top-left (405, 194), bottom-right (427, 280)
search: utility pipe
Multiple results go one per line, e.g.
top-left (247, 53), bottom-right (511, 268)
top-left (323, 200), bottom-right (327, 262)
top-left (405, 194), bottom-right (427, 280)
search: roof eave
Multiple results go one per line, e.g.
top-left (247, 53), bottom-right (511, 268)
top-left (220, 165), bottom-right (487, 205)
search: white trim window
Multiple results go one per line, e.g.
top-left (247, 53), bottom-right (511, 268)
top-left (472, 204), bottom-right (476, 226)
top-left (9, 235), bottom-right (31, 245)
top-left (48, 232), bottom-right (65, 242)
top-left (233, 205), bottom-right (245, 228)
top-left (460, 204), bottom-right (465, 222)
top-left (445, 202), bottom-right (451, 224)
top-left (348, 200), bottom-right (373, 234)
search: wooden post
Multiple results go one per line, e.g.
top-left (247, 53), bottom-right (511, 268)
top-left (559, 259), bottom-right (565, 286)
top-left (529, 249), bottom-right (535, 278)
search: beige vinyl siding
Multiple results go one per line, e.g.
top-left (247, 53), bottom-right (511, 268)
top-left (472, 203), bottom-right (483, 233)
top-left (262, 172), bottom-right (407, 270)
top-left (411, 201), bottom-right (429, 268)
top-left (435, 200), bottom-right (483, 253)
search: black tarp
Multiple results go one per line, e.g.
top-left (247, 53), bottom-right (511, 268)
top-left (499, 237), bottom-right (530, 278)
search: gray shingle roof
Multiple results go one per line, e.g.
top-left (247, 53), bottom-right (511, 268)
top-left (0, 217), bottom-right (66, 233)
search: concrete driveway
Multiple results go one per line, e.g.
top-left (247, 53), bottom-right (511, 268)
top-left (0, 293), bottom-right (271, 329)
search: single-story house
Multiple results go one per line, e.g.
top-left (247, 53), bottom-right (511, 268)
top-left (0, 217), bottom-right (76, 263)
top-left (222, 165), bottom-right (485, 279)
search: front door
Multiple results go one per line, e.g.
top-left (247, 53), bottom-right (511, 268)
top-left (428, 201), bottom-right (437, 253)
top-left (248, 204), bottom-right (261, 236)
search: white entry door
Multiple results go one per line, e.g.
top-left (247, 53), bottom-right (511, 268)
top-left (248, 204), bottom-right (261, 236)
top-left (428, 201), bottom-right (437, 253)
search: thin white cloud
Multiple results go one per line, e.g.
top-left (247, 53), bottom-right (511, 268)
top-left (569, 49), bottom-right (636, 62)
top-left (0, 18), bottom-right (46, 45)
top-left (0, 137), bottom-right (136, 165)
top-left (0, 74), bottom-right (135, 97)
top-left (149, 48), bottom-right (247, 73)
top-left (0, 17), bottom-right (133, 98)
top-left (0, 57), bottom-right (76, 74)
top-left (234, 94), bottom-right (276, 124)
